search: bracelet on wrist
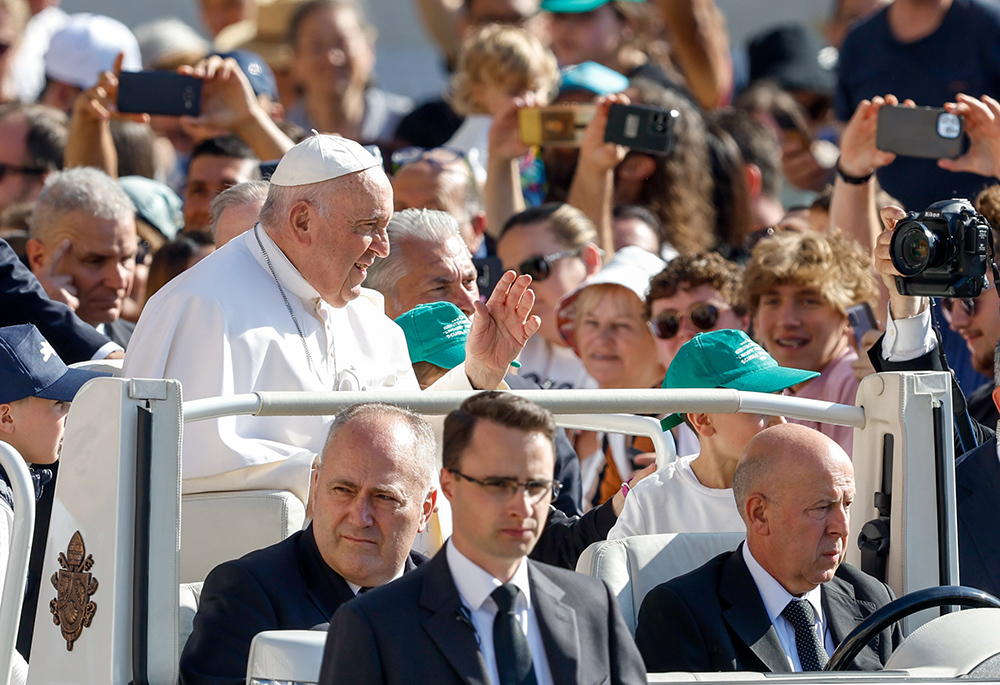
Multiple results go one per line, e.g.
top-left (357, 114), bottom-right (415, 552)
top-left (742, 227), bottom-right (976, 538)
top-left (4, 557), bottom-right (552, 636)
top-left (836, 158), bottom-right (874, 185)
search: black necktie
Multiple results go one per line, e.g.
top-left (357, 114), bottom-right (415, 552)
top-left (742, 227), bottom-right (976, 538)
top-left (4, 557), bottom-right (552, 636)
top-left (491, 584), bottom-right (537, 685)
top-left (781, 599), bottom-right (829, 671)
top-left (358, 586), bottom-right (373, 594)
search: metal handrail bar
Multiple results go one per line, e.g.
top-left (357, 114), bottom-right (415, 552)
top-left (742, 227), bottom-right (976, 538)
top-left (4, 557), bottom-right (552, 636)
top-left (0, 444), bottom-right (36, 685)
top-left (555, 414), bottom-right (676, 466)
top-left (183, 388), bottom-right (866, 428)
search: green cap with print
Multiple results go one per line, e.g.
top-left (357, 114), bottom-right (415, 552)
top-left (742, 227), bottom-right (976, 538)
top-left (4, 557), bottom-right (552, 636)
top-left (659, 329), bottom-right (819, 430)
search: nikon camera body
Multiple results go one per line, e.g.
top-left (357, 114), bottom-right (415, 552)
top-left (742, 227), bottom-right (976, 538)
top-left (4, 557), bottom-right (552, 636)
top-left (889, 198), bottom-right (991, 298)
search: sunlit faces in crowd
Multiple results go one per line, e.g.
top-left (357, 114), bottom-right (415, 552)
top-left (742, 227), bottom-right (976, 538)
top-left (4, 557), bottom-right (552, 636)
top-left (497, 203), bottom-right (601, 346)
top-left (743, 229), bottom-right (877, 375)
top-left (183, 140), bottom-right (260, 233)
top-left (289, 0), bottom-right (375, 101)
top-left (572, 283), bottom-right (664, 389)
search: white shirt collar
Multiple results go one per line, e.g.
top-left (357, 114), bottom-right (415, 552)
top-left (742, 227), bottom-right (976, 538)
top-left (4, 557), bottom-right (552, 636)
top-left (743, 542), bottom-right (824, 624)
top-left (249, 224), bottom-right (323, 305)
top-left (346, 565), bottom-right (405, 596)
top-left (446, 538), bottom-right (533, 612)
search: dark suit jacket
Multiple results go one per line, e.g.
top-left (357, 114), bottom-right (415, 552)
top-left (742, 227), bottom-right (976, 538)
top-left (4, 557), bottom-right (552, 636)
top-left (104, 317), bottom-right (135, 349)
top-left (179, 525), bottom-right (425, 685)
top-left (635, 546), bottom-right (900, 673)
top-left (318, 549), bottom-right (647, 685)
top-left (955, 437), bottom-right (1000, 597)
top-left (0, 238), bottom-right (111, 363)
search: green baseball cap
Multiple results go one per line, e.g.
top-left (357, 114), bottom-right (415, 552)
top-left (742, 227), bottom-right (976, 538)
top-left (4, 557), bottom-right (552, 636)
top-left (542, 0), bottom-right (644, 13)
top-left (395, 302), bottom-right (471, 370)
top-left (659, 329), bottom-right (819, 430)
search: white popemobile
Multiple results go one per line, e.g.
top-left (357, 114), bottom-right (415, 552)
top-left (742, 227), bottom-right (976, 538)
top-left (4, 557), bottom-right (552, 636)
top-left (1, 369), bottom-right (999, 684)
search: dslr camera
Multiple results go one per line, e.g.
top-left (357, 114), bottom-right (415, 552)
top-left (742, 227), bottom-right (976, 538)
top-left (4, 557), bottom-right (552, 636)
top-left (889, 198), bottom-right (992, 298)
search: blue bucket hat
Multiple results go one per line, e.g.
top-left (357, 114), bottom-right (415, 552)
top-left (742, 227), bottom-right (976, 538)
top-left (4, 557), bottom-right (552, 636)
top-left (0, 325), bottom-right (110, 404)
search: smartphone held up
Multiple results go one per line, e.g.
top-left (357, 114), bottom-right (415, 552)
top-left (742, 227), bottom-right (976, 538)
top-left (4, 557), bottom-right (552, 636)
top-left (117, 71), bottom-right (202, 118)
top-left (876, 105), bottom-right (968, 160)
top-left (517, 102), bottom-right (679, 155)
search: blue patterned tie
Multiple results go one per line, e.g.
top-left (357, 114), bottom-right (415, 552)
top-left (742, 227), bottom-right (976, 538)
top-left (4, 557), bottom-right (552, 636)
top-left (491, 584), bottom-right (538, 685)
top-left (781, 599), bottom-right (829, 671)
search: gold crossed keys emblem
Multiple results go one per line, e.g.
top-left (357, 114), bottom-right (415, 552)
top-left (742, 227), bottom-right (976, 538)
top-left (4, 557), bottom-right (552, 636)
top-left (49, 531), bottom-right (99, 651)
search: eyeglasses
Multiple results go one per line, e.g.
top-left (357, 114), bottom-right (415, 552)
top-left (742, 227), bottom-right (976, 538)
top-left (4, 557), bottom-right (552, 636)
top-left (390, 146), bottom-right (466, 174)
top-left (448, 469), bottom-right (562, 503)
top-left (517, 249), bottom-right (579, 282)
top-left (0, 163), bottom-right (47, 182)
top-left (648, 302), bottom-right (721, 340)
top-left (940, 297), bottom-right (976, 317)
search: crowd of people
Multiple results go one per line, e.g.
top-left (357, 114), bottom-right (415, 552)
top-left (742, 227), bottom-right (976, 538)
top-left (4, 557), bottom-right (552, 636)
top-left (4, 0), bottom-right (1000, 681)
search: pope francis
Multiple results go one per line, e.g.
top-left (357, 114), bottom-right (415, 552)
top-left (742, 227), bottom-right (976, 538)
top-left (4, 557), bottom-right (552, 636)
top-left (123, 134), bottom-right (540, 503)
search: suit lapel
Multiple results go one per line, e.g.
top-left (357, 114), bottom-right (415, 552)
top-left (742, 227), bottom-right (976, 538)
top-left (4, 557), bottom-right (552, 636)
top-left (528, 562), bottom-right (579, 685)
top-left (720, 549), bottom-right (791, 673)
top-left (296, 526), bottom-right (356, 619)
top-left (957, 440), bottom-right (1000, 575)
top-left (419, 552), bottom-right (490, 685)
top-left (822, 575), bottom-right (878, 670)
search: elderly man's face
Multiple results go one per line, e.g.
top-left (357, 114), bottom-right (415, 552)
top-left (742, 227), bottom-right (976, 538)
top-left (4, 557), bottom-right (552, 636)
top-left (752, 436), bottom-right (855, 595)
top-left (392, 161), bottom-right (477, 250)
top-left (306, 168), bottom-right (393, 307)
top-left (29, 209), bottom-right (138, 326)
top-left (0, 116), bottom-right (47, 213)
top-left (183, 154), bottom-right (258, 233)
top-left (311, 413), bottom-right (435, 587)
top-left (386, 234), bottom-right (479, 319)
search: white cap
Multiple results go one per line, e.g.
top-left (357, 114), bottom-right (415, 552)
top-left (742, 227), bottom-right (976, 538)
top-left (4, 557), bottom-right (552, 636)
top-left (269, 134), bottom-right (380, 187)
top-left (555, 245), bottom-right (668, 350)
top-left (45, 14), bottom-right (142, 90)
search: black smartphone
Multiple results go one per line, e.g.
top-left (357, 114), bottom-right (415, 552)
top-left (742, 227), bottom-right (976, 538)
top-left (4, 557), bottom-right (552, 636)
top-left (604, 103), bottom-right (678, 155)
top-left (847, 302), bottom-right (879, 347)
top-left (875, 105), bottom-right (968, 160)
top-left (117, 71), bottom-right (202, 117)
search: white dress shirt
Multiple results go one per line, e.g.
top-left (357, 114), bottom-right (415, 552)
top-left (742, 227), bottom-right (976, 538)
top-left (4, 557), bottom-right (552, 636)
top-left (742, 544), bottom-right (834, 671)
top-left (446, 541), bottom-right (554, 685)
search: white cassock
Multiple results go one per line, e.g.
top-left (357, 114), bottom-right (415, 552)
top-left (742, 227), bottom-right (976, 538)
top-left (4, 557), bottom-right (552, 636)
top-left (123, 227), bottom-right (474, 521)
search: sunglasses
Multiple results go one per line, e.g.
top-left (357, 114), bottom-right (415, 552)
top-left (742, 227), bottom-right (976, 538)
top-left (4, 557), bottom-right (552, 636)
top-left (648, 302), bottom-right (721, 340)
top-left (517, 249), bottom-right (578, 282)
top-left (940, 297), bottom-right (976, 316)
top-left (390, 146), bottom-right (466, 174)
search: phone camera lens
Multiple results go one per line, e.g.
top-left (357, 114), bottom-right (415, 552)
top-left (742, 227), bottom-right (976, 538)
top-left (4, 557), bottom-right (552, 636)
top-left (937, 112), bottom-right (962, 139)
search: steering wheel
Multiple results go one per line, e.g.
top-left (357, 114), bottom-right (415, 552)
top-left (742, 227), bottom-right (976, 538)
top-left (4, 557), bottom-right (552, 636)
top-left (825, 585), bottom-right (1000, 671)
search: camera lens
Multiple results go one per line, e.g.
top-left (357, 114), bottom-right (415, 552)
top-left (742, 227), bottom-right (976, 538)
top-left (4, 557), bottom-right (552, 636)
top-left (891, 223), bottom-right (939, 276)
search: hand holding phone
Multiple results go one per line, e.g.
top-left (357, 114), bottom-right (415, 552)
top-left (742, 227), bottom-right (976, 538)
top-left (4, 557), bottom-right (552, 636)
top-left (117, 71), bottom-right (202, 117)
top-left (876, 105), bottom-right (968, 159)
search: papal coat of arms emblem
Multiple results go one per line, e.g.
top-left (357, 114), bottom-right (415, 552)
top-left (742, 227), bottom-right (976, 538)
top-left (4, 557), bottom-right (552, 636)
top-left (49, 530), bottom-right (99, 651)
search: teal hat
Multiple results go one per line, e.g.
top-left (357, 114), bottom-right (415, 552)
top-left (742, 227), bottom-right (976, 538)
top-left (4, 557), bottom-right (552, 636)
top-left (118, 175), bottom-right (183, 240)
top-left (559, 62), bottom-right (630, 96)
top-left (395, 302), bottom-right (472, 370)
top-left (542, 0), bottom-right (643, 13)
top-left (659, 329), bottom-right (819, 430)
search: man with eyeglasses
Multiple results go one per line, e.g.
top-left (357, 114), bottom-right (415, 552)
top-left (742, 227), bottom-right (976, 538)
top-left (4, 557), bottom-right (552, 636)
top-left (320, 391), bottom-right (646, 685)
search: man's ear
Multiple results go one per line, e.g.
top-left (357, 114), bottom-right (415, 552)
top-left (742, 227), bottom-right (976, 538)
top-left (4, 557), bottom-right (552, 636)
top-left (745, 492), bottom-right (770, 536)
top-left (25, 238), bottom-right (48, 275)
top-left (439, 467), bottom-right (456, 503)
top-left (688, 412), bottom-right (715, 438)
top-left (744, 163), bottom-right (763, 200)
top-left (288, 200), bottom-right (314, 246)
top-left (992, 385), bottom-right (1000, 414)
top-left (417, 489), bottom-right (438, 533)
top-left (471, 212), bottom-right (487, 239)
top-left (580, 242), bottom-right (603, 273)
top-left (0, 404), bottom-right (14, 435)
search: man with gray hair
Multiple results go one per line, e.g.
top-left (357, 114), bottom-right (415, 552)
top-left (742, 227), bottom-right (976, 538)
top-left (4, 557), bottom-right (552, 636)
top-left (366, 208), bottom-right (479, 319)
top-left (181, 402), bottom-right (439, 685)
top-left (25, 166), bottom-right (138, 348)
top-left (209, 180), bottom-right (269, 247)
top-left (124, 135), bottom-right (537, 503)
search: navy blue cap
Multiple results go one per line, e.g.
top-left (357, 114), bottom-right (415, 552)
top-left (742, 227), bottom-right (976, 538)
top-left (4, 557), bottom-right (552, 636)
top-left (0, 325), bottom-right (109, 404)
top-left (211, 49), bottom-right (279, 100)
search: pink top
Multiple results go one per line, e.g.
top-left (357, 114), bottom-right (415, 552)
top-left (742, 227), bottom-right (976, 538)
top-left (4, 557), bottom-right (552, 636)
top-left (784, 346), bottom-right (859, 457)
